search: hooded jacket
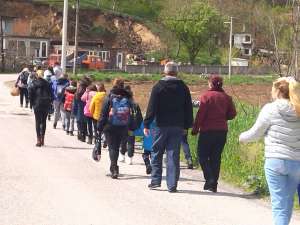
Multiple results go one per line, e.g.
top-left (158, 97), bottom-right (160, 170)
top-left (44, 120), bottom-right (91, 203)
top-left (144, 77), bottom-right (193, 129)
top-left (51, 77), bottom-right (69, 101)
top-left (239, 99), bottom-right (300, 161)
top-left (28, 77), bottom-right (53, 111)
top-left (81, 90), bottom-right (97, 118)
top-left (97, 87), bottom-right (132, 131)
top-left (89, 91), bottom-right (106, 121)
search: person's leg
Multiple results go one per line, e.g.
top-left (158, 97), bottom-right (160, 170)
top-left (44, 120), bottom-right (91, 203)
top-left (59, 102), bottom-right (66, 130)
top-left (70, 115), bottom-right (75, 135)
top-left (127, 135), bottom-right (135, 158)
top-left (19, 88), bottom-right (24, 107)
top-left (181, 134), bottom-right (193, 169)
top-left (34, 110), bottom-right (42, 146)
top-left (143, 150), bottom-right (152, 175)
top-left (24, 88), bottom-right (29, 107)
top-left (65, 111), bottom-right (71, 133)
top-left (150, 127), bottom-right (167, 186)
top-left (53, 100), bottom-right (61, 127)
top-left (40, 110), bottom-right (48, 145)
top-left (265, 158), bottom-right (291, 225)
top-left (120, 134), bottom-right (128, 156)
top-left (85, 117), bottom-right (93, 144)
top-left (166, 127), bottom-right (182, 191)
top-left (198, 132), bottom-right (214, 186)
top-left (210, 131), bottom-right (227, 191)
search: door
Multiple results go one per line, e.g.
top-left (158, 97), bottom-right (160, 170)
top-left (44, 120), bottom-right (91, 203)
top-left (116, 52), bottom-right (123, 69)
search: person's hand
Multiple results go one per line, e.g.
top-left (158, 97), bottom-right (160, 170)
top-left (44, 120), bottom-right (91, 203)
top-left (191, 129), bottom-right (198, 136)
top-left (144, 128), bottom-right (150, 137)
top-left (183, 129), bottom-right (188, 135)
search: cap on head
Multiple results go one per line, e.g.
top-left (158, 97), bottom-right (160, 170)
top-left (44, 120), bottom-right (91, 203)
top-left (164, 61), bottom-right (178, 76)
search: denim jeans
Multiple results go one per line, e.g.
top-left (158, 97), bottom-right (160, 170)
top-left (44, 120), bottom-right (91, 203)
top-left (53, 100), bottom-right (65, 126)
top-left (265, 158), bottom-right (300, 225)
top-left (120, 135), bottom-right (135, 157)
top-left (181, 134), bottom-right (192, 161)
top-left (151, 126), bottom-right (183, 190)
top-left (64, 111), bottom-right (75, 132)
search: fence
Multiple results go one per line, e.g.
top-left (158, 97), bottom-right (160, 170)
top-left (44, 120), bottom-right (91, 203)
top-left (125, 65), bottom-right (273, 75)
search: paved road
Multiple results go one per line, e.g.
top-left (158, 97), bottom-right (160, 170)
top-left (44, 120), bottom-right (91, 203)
top-left (0, 74), bottom-right (299, 225)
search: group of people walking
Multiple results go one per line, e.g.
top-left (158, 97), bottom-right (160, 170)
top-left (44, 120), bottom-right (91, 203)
top-left (15, 61), bottom-right (300, 225)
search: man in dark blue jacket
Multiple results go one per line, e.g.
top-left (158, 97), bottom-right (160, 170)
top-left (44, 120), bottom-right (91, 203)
top-left (144, 62), bottom-right (193, 192)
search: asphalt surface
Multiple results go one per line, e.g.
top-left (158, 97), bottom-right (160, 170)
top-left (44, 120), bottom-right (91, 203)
top-left (0, 74), bottom-right (299, 225)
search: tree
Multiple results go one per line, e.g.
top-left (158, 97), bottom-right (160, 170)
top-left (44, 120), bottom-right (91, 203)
top-left (162, 1), bottom-right (223, 64)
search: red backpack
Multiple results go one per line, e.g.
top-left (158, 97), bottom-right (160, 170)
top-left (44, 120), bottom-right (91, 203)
top-left (64, 92), bottom-right (75, 112)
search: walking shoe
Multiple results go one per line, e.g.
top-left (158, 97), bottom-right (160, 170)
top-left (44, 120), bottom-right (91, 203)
top-left (119, 154), bottom-right (125, 163)
top-left (204, 179), bottom-right (216, 191)
top-left (103, 141), bottom-right (107, 148)
top-left (48, 115), bottom-right (51, 121)
top-left (62, 125), bottom-right (66, 131)
top-left (40, 136), bottom-right (45, 146)
top-left (70, 131), bottom-right (74, 136)
top-left (148, 183), bottom-right (161, 189)
top-left (146, 164), bottom-right (152, 175)
top-left (36, 137), bottom-right (42, 147)
top-left (168, 188), bottom-right (177, 193)
top-left (66, 131), bottom-right (70, 135)
top-left (187, 159), bottom-right (193, 170)
top-left (87, 136), bottom-right (93, 145)
top-left (111, 166), bottom-right (119, 179)
top-left (208, 186), bottom-right (218, 193)
top-left (25, 103), bottom-right (28, 108)
top-left (127, 157), bottom-right (133, 165)
top-left (80, 135), bottom-right (86, 142)
top-left (53, 122), bottom-right (57, 129)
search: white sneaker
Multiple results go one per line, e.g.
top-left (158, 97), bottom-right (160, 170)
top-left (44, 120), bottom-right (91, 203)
top-left (127, 157), bottom-right (133, 165)
top-left (119, 154), bottom-right (125, 163)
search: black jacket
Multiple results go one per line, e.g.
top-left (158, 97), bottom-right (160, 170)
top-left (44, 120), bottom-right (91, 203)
top-left (144, 78), bottom-right (193, 129)
top-left (97, 87), bottom-right (132, 132)
top-left (29, 78), bottom-right (53, 111)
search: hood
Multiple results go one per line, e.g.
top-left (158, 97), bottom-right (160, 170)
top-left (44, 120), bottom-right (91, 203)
top-left (157, 79), bottom-right (185, 94)
top-left (110, 87), bottom-right (132, 98)
top-left (275, 99), bottom-right (300, 122)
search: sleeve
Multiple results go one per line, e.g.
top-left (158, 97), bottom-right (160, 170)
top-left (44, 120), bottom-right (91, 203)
top-left (81, 91), bottom-right (88, 102)
top-left (97, 97), bottom-right (111, 132)
top-left (184, 85), bottom-right (194, 129)
top-left (227, 96), bottom-right (237, 120)
top-left (15, 74), bottom-right (21, 87)
top-left (144, 86), bottom-right (158, 129)
top-left (192, 95), bottom-right (208, 133)
top-left (239, 105), bottom-right (271, 143)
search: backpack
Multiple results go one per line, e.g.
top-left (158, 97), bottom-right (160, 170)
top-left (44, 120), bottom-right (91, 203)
top-left (19, 71), bottom-right (29, 87)
top-left (109, 96), bottom-right (131, 126)
top-left (64, 92), bottom-right (75, 112)
top-left (129, 103), bottom-right (143, 131)
top-left (35, 84), bottom-right (52, 109)
top-left (56, 84), bottom-right (66, 100)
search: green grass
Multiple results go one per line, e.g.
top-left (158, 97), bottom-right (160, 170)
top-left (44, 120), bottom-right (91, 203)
top-left (72, 70), bottom-right (276, 85)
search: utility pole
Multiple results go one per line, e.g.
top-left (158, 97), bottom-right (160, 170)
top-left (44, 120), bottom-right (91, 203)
top-left (73, 0), bottom-right (79, 75)
top-left (61, 0), bottom-right (69, 74)
top-left (225, 17), bottom-right (233, 79)
top-left (0, 16), bottom-right (5, 72)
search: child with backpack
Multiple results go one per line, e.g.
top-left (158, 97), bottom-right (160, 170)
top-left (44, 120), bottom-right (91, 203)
top-left (119, 85), bottom-right (143, 165)
top-left (90, 83), bottom-right (106, 161)
top-left (64, 80), bottom-right (77, 136)
top-left (97, 78), bottom-right (132, 179)
top-left (81, 84), bottom-right (98, 144)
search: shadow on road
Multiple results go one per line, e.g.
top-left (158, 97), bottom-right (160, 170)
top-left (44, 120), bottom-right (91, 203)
top-left (118, 173), bottom-right (201, 182)
top-left (45, 145), bottom-right (91, 150)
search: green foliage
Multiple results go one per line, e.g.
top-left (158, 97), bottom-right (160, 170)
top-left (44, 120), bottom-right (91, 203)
top-left (162, 1), bottom-right (224, 64)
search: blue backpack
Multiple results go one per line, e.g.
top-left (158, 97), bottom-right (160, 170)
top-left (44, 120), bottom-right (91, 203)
top-left (109, 96), bottom-right (131, 126)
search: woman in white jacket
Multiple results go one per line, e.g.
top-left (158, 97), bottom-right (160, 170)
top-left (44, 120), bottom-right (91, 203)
top-left (239, 78), bottom-right (300, 225)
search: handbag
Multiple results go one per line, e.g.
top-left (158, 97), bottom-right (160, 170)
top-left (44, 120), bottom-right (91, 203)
top-left (10, 87), bottom-right (20, 96)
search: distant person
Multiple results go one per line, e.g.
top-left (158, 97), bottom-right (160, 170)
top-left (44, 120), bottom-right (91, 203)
top-left (90, 83), bottom-right (106, 161)
top-left (44, 66), bottom-right (54, 82)
top-left (53, 62), bottom-right (62, 78)
top-left (81, 84), bottom-right (98, 144)
top-left (144, 62), bottom-right (193, 193)
top-left (119, 85), bottom-right (143, 165)
top-left (97, 78), bottom-right (132, 179)
top-left (28, 70), bottom-right (52, 147)
top-left (15, 66), bottom-right (30, 108)
top-left (239, 78), bottom-right (300, 225)
top-left (27, 65), bottom-right (37, 110)
top-left (52, 73), bottom-right (69, 129)
top-left (192, 75), bottom-right (236, 193)
top-left (63, 80), bottom-right (77, 136)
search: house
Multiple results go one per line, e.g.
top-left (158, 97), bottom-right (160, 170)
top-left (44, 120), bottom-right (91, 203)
top-left (233, 33), bottom-right (253, 57)
top-left (1, 16), bottom-right (50, 70)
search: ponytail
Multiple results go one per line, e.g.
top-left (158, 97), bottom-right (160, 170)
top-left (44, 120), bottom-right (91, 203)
top-left (289, 80), bottom-right (300, 117)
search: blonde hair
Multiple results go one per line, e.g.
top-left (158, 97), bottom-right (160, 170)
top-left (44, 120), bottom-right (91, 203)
top-left (289, 80), bottom-right (300, 116)
top-left (112, 78), bottom-right (124, 88)
top-left (271, 78), bottom-right (290, 100)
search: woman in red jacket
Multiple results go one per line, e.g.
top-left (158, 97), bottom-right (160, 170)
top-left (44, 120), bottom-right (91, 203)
top-left (192, 75), bottom-right (237, 192)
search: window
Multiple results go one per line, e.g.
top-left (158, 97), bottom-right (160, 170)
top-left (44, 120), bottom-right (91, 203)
top-left (245, 35), bottom-right (251, 42)
top-left (244, 49), bottom-right (250, 55)
top-left (100, 51), bottom-right (110, 62)
top-left (40, 41), bottom-right (47, 58)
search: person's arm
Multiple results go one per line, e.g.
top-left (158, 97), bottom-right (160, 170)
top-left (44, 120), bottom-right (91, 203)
top-left (192, 95), bottom-right (208, 135)
top-left (15, 74), bottom-right (21, 87)
top-left (239, 105), bottom-right (271, 143)
top-left (184, 85), bottom-right (194, 129)
top-left (97, 97), bottom-right (111, 132)
top-left (227, 96), bottom-right (237, 120)
top-left (81, 91), bottom-right (88, 102)
top-left (144, 86), bottom-right (158, 129)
